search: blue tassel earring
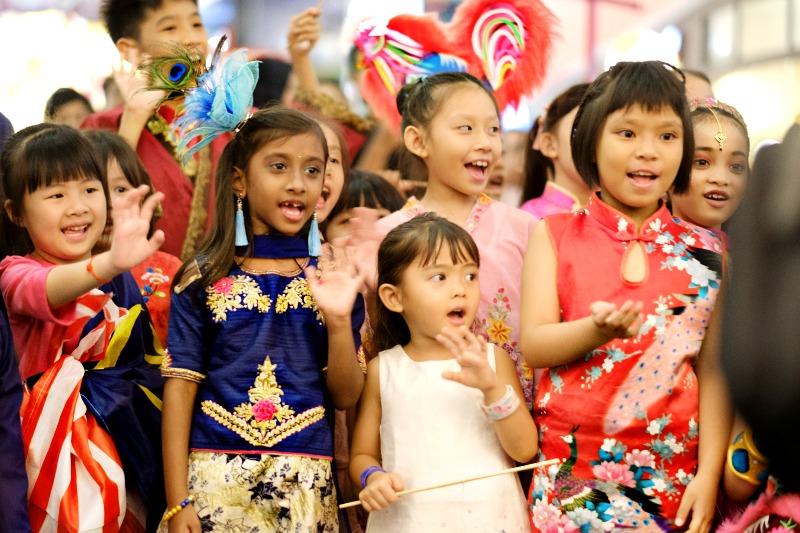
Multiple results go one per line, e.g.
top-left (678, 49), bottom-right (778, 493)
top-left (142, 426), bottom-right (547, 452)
top-left (308, 210), bottom-right (321, 257)
top-left (235, 195), bottom-right (248, 247)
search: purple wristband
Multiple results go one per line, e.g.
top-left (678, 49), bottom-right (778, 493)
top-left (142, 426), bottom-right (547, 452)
top-left (360, 466), bottom-right (386, 489)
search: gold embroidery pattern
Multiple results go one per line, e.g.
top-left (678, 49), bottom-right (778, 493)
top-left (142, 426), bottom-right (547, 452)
top-left (201, 356), bottom-right (325, 448)
top-left (205, 275), bottom-right (272, 322)
top-left (160, 350), bottom-right (207, 383)
top-left (275, 278), bottom-right (324, 324)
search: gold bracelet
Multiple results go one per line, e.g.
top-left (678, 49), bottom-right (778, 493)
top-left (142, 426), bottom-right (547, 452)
top-left (163, 494), bottom-right (195, 521)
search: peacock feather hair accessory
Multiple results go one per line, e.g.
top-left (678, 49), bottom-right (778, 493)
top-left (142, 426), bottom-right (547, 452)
top-left (143, 36), bottom-right (260, 164)
top-left (139, 43), bottom-right (207, 97)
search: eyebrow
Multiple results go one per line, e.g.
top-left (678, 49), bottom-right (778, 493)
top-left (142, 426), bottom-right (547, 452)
top-left (263, 151), bottom-right (325, 164)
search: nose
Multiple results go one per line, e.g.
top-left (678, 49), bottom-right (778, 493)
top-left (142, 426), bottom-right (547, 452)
top-left (450, 277), bottom-right (467, 298)
top-left (178, 23), bottom-right (206, 52)
top-left (707, 169), bottom-right (731, 186)
top-left (65, 191), bottom-right (90, 216)
top-left (635, 135), bottom-right (658, 160)
top-left (286, 168), bottom-right (308, 193)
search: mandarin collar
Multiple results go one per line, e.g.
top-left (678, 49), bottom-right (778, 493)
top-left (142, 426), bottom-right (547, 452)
top-left (584, 193), bottom-right (672, 243)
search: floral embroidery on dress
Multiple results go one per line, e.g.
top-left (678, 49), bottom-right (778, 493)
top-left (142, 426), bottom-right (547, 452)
top-left (140, 267), bottom-right (170, 303)
top-left (275, 278), bottom-right (324, 323)
top-left (480, 287), bottom-right (534, 407)
top-left (206, 275), bottom-right (272, 322)
top-left (201, 355), bottom-right (325, 448)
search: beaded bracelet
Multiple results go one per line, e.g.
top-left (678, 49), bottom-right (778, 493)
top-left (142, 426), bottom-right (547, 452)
top-left (479, 384), bottom-right (520, 421)
top-left (86, 255), bottom-right (112, 284)
top-left (360, 466), bottom-right (386, 489)
top-left (163, 495), bottom-right (195, 521)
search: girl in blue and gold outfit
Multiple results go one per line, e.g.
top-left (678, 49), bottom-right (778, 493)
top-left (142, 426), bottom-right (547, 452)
top-left (160, 107), bottom-right (366, 532)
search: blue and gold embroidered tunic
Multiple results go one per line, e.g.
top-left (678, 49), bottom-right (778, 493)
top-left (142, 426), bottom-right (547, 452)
top-left (164, 248), bottom-right (364, 459)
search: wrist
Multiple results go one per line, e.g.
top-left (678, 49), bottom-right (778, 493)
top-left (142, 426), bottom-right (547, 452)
top-left (480, 382), bottom-right (504, 402)
top-left (360, 466), bottom-right (386, 489)
top-left (479, 384), bottom-right (520, 421)
top-left (164, 494), bottom-right (195, 521)
top-left (87, 253), bottom-right (118, 284)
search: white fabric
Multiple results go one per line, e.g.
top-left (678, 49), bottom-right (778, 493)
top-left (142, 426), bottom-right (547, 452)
top-left (367, 344), bottom-right (529, 532)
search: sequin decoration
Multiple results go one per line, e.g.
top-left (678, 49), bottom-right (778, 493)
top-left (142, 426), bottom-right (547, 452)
top-left (201, 356), bottom-right (326, 447)
top-left (205, 275), bottom-right (272, 322)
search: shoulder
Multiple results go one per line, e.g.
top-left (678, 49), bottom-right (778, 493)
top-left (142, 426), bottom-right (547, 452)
top-left (487, 201), bottom-right (536, 227)
top-left (81, 107), bottom-right (123, 130)
top-left (0, 255), bottom-right (51, 281)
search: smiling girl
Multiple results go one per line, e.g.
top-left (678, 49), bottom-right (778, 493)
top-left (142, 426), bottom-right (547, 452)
top-left (160, 107), bottom-right (365, 532)
top-left (0, 123), bottom-right (166, 531)
top-left (521, 62), bottom-right (731, 533)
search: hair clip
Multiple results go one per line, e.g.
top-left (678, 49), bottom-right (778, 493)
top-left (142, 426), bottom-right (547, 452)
top-left (233, 112), bottom-right (253, 136)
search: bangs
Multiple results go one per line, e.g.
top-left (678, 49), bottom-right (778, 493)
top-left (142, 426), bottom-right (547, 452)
top-left (415, 224), bottom-right (480, 269)
top-left (605, 63), bottom-right (687, 121)
top-left (21, 128), bottom-right (106, 194)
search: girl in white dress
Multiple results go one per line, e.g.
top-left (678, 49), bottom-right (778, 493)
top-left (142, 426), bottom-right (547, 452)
top-left (350, 213), bottom-right (537, 532)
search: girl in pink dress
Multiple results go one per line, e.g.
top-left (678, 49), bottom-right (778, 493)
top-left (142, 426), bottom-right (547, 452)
top-left (519, 84), bottom-right (592, 221)
top-left (521, 61), bottom-right (731, 533)
top-left (355, 72), bottom-right (538, 407)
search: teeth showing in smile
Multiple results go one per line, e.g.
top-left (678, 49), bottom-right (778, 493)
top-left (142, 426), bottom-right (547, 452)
top-left (704, 193), bottom-right (728, 201)
top-left (471, 161), bottom-right (489, 168)
top-left (63, 225), bottom-right (88, 234)
top-left (628, 171), bottom-right (655, 178)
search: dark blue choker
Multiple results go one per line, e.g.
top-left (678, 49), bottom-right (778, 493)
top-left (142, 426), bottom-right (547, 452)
top-left (235, 235), bottom-right (309, 259)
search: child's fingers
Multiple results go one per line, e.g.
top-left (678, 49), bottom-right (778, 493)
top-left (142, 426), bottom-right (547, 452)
top-left (139, 190), bottom-right (165, 222)
top-left (673, 489), bottom-right (694, 530)
top-left (149, 230), bottom-right (166, 251)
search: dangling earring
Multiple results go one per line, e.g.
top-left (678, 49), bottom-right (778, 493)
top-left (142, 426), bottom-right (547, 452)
top-left (308, 210), bottom-right (321, 257)
top-left (235, 194), bottom-right (248, 247)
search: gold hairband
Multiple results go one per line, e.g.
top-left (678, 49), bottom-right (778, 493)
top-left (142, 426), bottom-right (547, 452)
top-left (707, 107), bottom-right (726, 151)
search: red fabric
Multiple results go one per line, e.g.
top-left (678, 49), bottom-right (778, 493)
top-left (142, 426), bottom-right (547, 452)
top-left (529, 195), bottom-right (724, 530)
top-left (129, 250), bottom-right (182, 348)
top-left (82, 106), bottom-right (230, 258)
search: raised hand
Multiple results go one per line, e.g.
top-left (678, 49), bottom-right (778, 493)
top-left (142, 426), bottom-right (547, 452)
top-left (589, 300), bottom-right (644, 341)
top-left (287, 7), bottom-right (322, 57)
top-left (304, 245), bottom-right (364, 323)
top-left (341, 207), bottom-right (384, 292)
top-left (437, 326), bottom-right (498, 394)
top-left (108, 185), bottom-right (165, 271)
top-left (113, 50), bottom-right (165, 116)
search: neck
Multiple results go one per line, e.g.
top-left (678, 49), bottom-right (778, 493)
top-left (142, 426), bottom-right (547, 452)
top-left (420, 181), bottom-right (477, 226)
top-left (403, 335), bottom-right (454, 362)
top-left (599, 190), bottom-right (660, 231)
top-left (552, 169), bottom-right (591, 207)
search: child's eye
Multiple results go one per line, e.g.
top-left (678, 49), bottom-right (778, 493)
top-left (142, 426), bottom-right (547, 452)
top-left (48, 193), bottom-right (64, 199)
top-left (113, 186), bottom-right (130, 194)
top-left (489, 126), bottom-right (501, 134)
top-left (465, 273), bottom-right (478, 281)
top-left (458, 125), bottom-right (472, 131)
top-left (693, 157), bottom-right (710, 168)
top-left (431, 274), bottom-right (445, 281)
top-left (731, 162), bottom-right (748, 173)
top-left (618, 130), bottom-right (634, 138)
top-left (661, 132), bottom-right (677, 141)
top-left (161, 25), bottom-right (177, 32)
top-left (306, 166), bottom-right (322, 175)
top-left (328, 157), bottom-right (340, 165)
top-left (85, 187), bottom-right (99, 194)
top-left (270, 162), bottom-right (287, 170)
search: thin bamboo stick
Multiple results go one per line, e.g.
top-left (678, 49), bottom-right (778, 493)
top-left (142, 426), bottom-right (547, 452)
top-left (339, 458), bottom-right (561, 509)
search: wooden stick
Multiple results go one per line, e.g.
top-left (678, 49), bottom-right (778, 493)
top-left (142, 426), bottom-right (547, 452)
top-left (339, 458), bottom-right (560, 509)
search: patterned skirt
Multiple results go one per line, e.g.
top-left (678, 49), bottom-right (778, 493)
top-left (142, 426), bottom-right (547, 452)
top-left (158, 452), bottom-right (337, 532)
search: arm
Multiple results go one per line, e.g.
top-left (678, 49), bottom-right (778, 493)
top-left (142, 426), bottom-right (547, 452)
top-left (287, 8), bottom-right (322, 94)
top-left (437, 327), bottom-right (537, 463)
top-left (162, 377), bottom-right (202, 533)
top-left (46, 186), bottom-right (164, 307)
top-left (349, 358), bottom-right (405, 511)
top-left (675, 287), bottom-right (732, 533)
top-left (113, 50), bottom-right (166, 149)
top-left (520, 221), bottom-right (643, 368)
top-left (305, 261), bottom-right (365, 409)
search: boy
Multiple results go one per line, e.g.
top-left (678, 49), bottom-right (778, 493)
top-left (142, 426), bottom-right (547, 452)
top-left (84, 0), bottom-right (228, 260)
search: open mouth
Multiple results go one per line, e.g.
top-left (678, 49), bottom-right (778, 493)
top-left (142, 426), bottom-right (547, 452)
top-left (465, 160), bottom-right (490, 182)
top-left (628, 171), bottom-right (657, 186)
top-left (62, 224), bottom-right (89, 238)
top-left (447, 308), bottom-right (466, 325)
top-left (279, 200), bottom-right (306, 222)
top-left (704, 191), bottom-right (729, 202)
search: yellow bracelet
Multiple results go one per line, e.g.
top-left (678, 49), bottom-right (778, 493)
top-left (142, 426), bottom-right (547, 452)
top-left (163, 494), bottom-right (195, 521)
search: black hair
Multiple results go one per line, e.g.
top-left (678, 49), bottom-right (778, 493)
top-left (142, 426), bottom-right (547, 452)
top-left (373, 213), bottom-right (480, 353)
top-left (173, 106), bottom-right (328, 292)
top-left (101, 0), bottom-right (198, 43)
top-left (324, 169), bottom-right (405, 238)
top-left (252, 56), bottom-right (293, 109)
top-left (571, 61), bottom-right (694, 194)
top-left (395, 72), bottom-right (499, 182)
top-left (83, 129), bottom-right (161, 236)
top-left (1, 124), bottom-right (108, 258)
top-left (691, 103), bottom-right (750, 156)
top-left (44, 88), bottom-right (93, 121)
top-left (521, 83), bottom-right (589, 202)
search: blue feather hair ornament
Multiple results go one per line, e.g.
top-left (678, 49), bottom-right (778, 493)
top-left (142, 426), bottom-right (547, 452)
top-left (171, 37), bottom-right (260, 164)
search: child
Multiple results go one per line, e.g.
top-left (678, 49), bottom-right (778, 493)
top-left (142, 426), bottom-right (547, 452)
top-left (350, 213), bottom-right (536, 531)
top-left (670, 98), bottom-right (749, 238)
top-left (84, 0), bottom-right (228, 260)
top-left (519, 83), bottom-right (592, 220)
top-left (521, 61), bottom-right (731, 533)
top-left (315, 118), bottom-right (350, 225)
top-left (160, 107), bottom-right (366, 532)
top-left (324, 169), bottom-right (405, 243)
top-left (358, 72), bottom-right (538, 407)
top-left (85, 129), bottom-right (183, 348)
top-left (0, 123), bottom-right (167, 531)
top-left (44, 87), bottom-right (94, 129)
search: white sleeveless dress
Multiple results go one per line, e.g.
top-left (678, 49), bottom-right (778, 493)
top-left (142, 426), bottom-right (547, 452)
top-left (366, 344), bottom-right (530, 532)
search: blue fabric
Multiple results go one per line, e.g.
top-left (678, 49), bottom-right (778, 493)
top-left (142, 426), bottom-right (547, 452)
top-left (167, 247), bottom-right (364, 458)
top-left (0, 297), bottom-right (31, 532)
top-left (235, 234), bottom-right (309, 259)
top-left (81, 273), bottom-right (165, 532)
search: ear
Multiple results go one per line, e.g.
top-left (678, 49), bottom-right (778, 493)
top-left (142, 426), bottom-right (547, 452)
top-left (116, 37), bottom-right (141, 65)
top-left (403, 125), bottom-right (428, 159)
top-left (231, 166), bottom-right (247, 199)
top-left (378, 283), bottom-right (404, 313)
top-left (538, 131), bottom-right (559, 159)
top-left (3, 199), bottom-right (23, 227)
